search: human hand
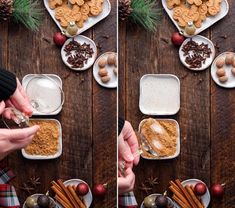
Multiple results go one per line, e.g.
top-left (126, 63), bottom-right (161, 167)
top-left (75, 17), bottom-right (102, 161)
top-left (0, 101), bottom-right (39, 160)
top-left (118, 168), bottom-right (135, 194)
top-left (118, 121), bottom-right (140, 167)
top-left (6, 78), bottom-right (33, 116)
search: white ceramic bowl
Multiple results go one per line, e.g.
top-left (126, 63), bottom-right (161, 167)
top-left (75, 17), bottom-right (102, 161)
top-left (93, 52), bottom-right (117, 88)
top-left (56, 179), bottom-right (93, 208)
top-left (22, 74), bottom-right (64, 116)
top-left (138, 118), bottom-right (180, 160)
top-left (61, 35), bottom-right (97, 71)
top-left (179, 35), bottom-right (215, 71)
top-left (139, 74), bottom-right (180, 115)
top-left (43, 0), bottom-right (111, 37)
top-left (211, 52), bottom-right (235, 88)
top-left (162, 0), bottom-right (229, 37)
top-left (22, 119), bottom-right (62, 160)
top-left (181, 179), bottom-right (211, 208)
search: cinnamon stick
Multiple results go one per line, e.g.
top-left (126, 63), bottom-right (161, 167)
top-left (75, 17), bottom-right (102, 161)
top-left (170, 180), bottom-right (181, 193)
top-left (57, 179), bottom-right (78, 208)
top-left (172, 194), bottom-right (190, 208)
top-left (186, 185), bottom-right (204, 208)
top-left (175, 179), bottom-right (198, 208)
top-left (55, 195), bottom-right (72, 208)
top-left (68, 185), bottom-right (86, 208)
top-left (169, 185), bottom-right (191, 207)
top-left (52, 181), bottom-right (63, 193)
top-left (51, 186), bottom-right (73, 208)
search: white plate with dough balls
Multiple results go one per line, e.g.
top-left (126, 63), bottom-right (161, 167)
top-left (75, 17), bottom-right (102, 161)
top-left (211, 52), bottom-right (235, 88)
top-left (93, 52), bottom-right (117, 88)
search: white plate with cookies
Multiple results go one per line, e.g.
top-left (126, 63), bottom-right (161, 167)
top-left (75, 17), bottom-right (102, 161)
top-left (211, 52), bottom-right (235, 88)
top-left (93, 52), bottom-right (117, 88)
top-left (162, 0), bottom-right (229, 37)
top-left (44, 0), bottom-right (111, 37)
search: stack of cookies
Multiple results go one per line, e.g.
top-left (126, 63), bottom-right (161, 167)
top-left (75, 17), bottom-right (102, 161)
top-left (167, 0), bottom-right (222, 29)
top-left (49, 0), bottom-right (104, 29)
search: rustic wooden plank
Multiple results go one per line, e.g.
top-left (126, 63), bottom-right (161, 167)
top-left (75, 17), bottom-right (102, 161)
top-left (122, 5), bottom-right (211, 205)
top-left (118, 21), bottom-right (126, 117)
top-left (6, 2), bottom-right (93, 204)
top-left (92, 0), bottom-right (117, 206)
top-left (210, 0), bottom-right (235, 207)
top-left (0, 22), bottom-right (8, 68)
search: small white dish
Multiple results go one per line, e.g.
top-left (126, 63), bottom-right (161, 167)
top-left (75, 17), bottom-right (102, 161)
top-left (43, 0), bottom-right (111, 37)
top-left (211, 52), bottom-right (235, 88)
top-left (61, 35), bottom-right (97, 71)
top-left (179, 35), bottom-right (215, 71)
top-left (23, 194), bottom-right (56, 208)
top-left (140, 193), bottom-right (180, 208)
top-left (181, 179), bottom-right (211, 208)
top-left (139, 74), bottom-right (180, 115)
top-left (138, 118), bottom-right (180, 160)
top-left (93, 52), bottom-right (117, 88)
top-left (56, 179), bottom-right (93, 208)
top-left (22, 119), bottom-right (62, 160)
top-left (22, 74), bottom-right (64, 116)
top-left (162, 0), bottom-right (229, 37)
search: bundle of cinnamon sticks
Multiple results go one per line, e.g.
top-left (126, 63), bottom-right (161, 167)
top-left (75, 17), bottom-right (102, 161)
top-left (51, 179), bottom-right (86, 208)
top-left (169, 179), bottom-right (204, 208)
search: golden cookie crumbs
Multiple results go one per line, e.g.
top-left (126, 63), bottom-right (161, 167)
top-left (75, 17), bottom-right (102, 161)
top-left (140, 118), bottom-right (178, 158)
top-left (25, 120), bottom-right (59, 156)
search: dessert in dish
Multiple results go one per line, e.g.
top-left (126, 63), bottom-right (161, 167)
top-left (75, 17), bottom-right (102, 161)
top-left (25, 120), bottom-right (60, 156)
top-left (139, 118), bottom-right (177, 158)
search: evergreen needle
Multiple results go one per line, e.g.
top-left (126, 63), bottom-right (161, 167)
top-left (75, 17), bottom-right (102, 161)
top-left (12, 0), bottom-right (43, 31)
top-left (130, 0), bottom-right (162, 32)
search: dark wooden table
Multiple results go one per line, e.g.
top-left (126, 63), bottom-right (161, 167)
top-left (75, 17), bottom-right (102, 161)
top-left (0, 1), bottom-right (117, 207)
top-left (119, 1), bottom-right (235, 207)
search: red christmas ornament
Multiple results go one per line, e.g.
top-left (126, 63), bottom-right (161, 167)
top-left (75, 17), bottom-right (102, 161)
top-left (53, 32), bottom-right (67, 47)
top-left (76, 183), bottom-right (89, 196)
top-left (171, 32), bottom-right (185, 47)
top-left (93, 183), bottom-right (107, 197)
top-left (211, 184), bottom-right (225, 198)
top-left (194, 183), bottom-right (207, 196)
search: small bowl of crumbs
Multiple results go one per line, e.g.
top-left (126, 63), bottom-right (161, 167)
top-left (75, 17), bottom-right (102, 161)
top-left (22, 119), bottom-right (62, 160)
top-left (138, 118), bottom-right (180, 160)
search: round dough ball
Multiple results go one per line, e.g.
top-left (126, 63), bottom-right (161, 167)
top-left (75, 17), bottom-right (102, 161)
top-left (216, 68), bottom-right (226, 77)
top-left (101, 75), bottom-right (110, 83)
top-left (98, 68), bottom-right (108, 77)
top-left (98, 58), bottom-right (107, 68)
top-left (225, 53), bottom-right (234, 65)
top-left (107, 54), bottom-right (116, 65)
top-left (113, 67), bottom-right (117, 76)
top-left (219, 75), bottom-right (228, 83)
top-left (231, 68), bottom-right (235, 76)
top-left (216, 57), bottom-right (225, 68)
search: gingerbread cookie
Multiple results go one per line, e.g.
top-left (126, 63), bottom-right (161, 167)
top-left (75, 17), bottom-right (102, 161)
top-left (49, 0), bottom-right (63, 9)
top-left (69, 0), bottom-right (84, 5)
top-left (187, 0), bottom-right (202, 6)
top-left (206, 0), bottom-right (222, 16)
top-left (166, 0), bottom-right (181, 9)
top-left (194, 3), bottom-right (207, 28)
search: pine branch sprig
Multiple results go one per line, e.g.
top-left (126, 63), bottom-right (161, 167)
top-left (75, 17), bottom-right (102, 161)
top-left (12, 0), bottom-right (43, 31)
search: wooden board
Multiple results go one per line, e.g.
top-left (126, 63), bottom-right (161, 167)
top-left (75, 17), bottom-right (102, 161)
top-left (0, 0), bottom-right (117, 207)
top-left (118, 1), bottom-right (234, 207)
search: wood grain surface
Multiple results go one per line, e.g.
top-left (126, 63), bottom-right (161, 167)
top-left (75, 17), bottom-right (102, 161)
top-left (0, 0), bottom-right (117, 207)
top-left (118, 1), bottom-right (235, 207)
